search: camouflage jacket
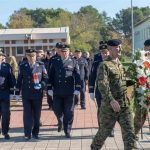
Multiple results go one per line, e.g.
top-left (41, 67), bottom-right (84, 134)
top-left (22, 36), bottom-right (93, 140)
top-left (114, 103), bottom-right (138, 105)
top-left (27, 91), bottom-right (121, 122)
top-left (96, 57), bottom-right (129, 107)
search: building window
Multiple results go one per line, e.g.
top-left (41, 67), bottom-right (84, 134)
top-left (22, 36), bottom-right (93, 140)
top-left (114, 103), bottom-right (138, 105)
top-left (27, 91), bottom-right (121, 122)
top-left (49, 39), bottom-right (53, 43)
top-left (36, 46), bottom-right (42, 50)
top-left (24, 40), bottom-right (28, 44)
top-left (30, 40), bottom-right (34, 43)
top-left (43, 39), bottom-right (47, 43)
top-left (61, 39), bottom-right (66, 42)
top-left (11, 40), bottom-right (16, 44)
top-left (5, 40), bottom-right (10, 44)
top-left (16, 47), bottom-right (24, 56)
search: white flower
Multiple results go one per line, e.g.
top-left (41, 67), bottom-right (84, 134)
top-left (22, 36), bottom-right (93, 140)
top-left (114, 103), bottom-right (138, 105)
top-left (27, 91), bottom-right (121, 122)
top-left (136, 68), bottom-right (146, 77)
top-left (136, 60), bottom-right (144, 67)
top-left (140, 50), bottom-right (146, 60)
top-left (145, 69), bottom-right (150, 75)
top-left (136, 86), bottom-right (146, 94)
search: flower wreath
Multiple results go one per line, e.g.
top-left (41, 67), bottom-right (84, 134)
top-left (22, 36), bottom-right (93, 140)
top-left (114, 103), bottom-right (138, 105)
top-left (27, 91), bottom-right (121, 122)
top-left (128, 50), bottom-right (150, 108)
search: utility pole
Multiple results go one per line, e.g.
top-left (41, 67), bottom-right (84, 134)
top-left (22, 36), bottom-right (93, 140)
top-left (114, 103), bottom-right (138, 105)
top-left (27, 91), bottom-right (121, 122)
top-left (131, 0), bottom-right (135, 59)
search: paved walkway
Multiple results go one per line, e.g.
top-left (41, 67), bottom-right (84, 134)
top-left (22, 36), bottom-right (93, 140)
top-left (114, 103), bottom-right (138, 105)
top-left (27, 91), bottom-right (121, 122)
top-left (0, 92), bottom-right (150, 150)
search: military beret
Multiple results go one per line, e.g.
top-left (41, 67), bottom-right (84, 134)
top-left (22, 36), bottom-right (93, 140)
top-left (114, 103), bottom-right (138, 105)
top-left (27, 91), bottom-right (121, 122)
top-left (99, 44), bottom-right (108, 51)
top-left (0, 48), bottom-right (5, 56)
top-left (75, 49), bottom-right (81, 53)
top-left (55, 42), bottom-right (63, 48)
top-left (25, 48), bottom-right (36, 55)
top-left (107, 39), bottom-right (122, 46)
top-left (144, 39), bottom-right (150, 46)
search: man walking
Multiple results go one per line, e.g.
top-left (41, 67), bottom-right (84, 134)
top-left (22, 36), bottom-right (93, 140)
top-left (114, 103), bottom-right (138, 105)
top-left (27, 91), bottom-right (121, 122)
top-left (91, 39), bottom-right (137, 150)
top-left (0, 48), bottom-right (16, 139)
top-left (48, 44), bottom-right (81, 138)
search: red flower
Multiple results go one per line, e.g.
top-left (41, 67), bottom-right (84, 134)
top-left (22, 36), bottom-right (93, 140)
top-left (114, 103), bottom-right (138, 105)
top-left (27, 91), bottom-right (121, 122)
top-left (147, 97), bottom-right (150, 101)
top-left (137, 76), bottom-right (147, 85)
top-left (144, 61), bottom-right (150, 69)
top-left (147, 83), bottom-right (150, 89)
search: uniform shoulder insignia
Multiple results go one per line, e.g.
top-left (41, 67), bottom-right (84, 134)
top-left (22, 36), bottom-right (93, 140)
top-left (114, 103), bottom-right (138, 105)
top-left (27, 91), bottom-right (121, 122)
top-left (25, 63), bottom-right (28, 67)
top-left (36, 61), bottom-right (44, 65)
top-left (3, 63), bottom-right (11, 68)
top-left (20, 61), bottom-right (26, 66)
top-left (2, 63), bottom-right (6, 67)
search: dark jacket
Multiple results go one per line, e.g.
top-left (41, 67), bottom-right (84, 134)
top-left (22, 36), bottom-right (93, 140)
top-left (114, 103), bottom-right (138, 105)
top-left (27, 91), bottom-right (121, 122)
top-left (48, 57), bottom-right (81, 96)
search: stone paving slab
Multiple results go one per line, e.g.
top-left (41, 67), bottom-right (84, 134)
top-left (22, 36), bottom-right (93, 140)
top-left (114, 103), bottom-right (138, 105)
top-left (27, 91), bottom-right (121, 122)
top-left (0, 92), bottom-right (150, 149)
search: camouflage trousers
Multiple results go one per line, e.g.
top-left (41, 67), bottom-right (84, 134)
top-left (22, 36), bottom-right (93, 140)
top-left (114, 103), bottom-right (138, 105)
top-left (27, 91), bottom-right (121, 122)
top-left (91, 106), bottom-right (137, 150)
top-left (134, 103), bottom-right (147, 135)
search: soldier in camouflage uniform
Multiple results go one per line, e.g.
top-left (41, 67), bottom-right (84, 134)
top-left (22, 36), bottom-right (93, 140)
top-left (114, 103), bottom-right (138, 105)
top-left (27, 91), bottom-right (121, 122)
top-left (134, 39), bottom-right (150, 137)
top-left (91, 39), bottom-right (137, 150)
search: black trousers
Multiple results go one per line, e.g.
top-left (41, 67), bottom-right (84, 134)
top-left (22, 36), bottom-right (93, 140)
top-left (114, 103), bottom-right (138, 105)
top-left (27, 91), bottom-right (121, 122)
top-left (74, 80), bottom-right (86, 107)
top-left (0, 99), bottom-right (10, 135)
top-left (53, 94), bottom-right (75, 134)
top-left (47, 93), bottom-right (53, 108)
top-left (22, 97), bottom-right (42, 136)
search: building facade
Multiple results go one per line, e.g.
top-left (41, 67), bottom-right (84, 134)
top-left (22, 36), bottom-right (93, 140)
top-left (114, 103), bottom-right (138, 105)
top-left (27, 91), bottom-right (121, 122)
top-left (134, 16), bottom-right (150, 50)
top-left (0, 27), bottom-right (70, 61)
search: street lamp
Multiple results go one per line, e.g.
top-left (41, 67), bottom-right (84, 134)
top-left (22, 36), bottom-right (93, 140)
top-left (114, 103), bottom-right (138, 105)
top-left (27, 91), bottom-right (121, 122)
top-left (131, 0), bottom-right (135, 58)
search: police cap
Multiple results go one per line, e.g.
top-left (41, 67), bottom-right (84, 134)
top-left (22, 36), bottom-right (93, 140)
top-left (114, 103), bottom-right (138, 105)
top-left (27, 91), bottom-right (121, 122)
top-left (46, 50), bottom-right (53, 55)
top-left (107, 39), bottom-right (122, 46)
top-left (55, 42), bottom-right (63, 48)
top-left (99, 44), bottom-right (108, 51)
top-left (144, 39), bottom-right (150, 46)
top-left (60, 44), bottom-right (70, 51)
top-left (26, 48), bottom-right (36, 56)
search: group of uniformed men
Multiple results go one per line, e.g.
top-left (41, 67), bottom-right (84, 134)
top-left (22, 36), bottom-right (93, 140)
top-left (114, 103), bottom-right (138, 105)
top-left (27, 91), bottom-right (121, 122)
top-left (0, 38), bottom-right (150, 150)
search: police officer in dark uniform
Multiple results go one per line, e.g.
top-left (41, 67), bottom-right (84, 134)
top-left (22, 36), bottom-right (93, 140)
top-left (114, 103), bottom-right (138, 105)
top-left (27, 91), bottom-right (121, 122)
top-left (48, 44), bottom-right (81, 138)
top-left (42, 50), bottom-right (54, 110)
top-left (74, 49), bottom-right (89, 109)
top-left (83, 51), bottom-right (93, 74)
top-left (16, 49), bottom-right (48, 140)
top-left (89, 42), bottom-right (115, 137)
top-left (93, 41), bottom-right (103, 62)
top-left (89, 43), bottom-right (109, 123)
top-left (0, 48), bottom-right (16, 139)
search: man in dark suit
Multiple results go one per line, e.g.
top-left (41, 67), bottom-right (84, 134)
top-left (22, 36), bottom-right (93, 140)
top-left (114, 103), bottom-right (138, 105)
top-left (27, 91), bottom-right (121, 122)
top-left (48, 44), bottom-right (81, 138)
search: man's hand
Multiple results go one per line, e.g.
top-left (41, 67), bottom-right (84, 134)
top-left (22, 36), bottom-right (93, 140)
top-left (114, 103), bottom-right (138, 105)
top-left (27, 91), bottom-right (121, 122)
top-left (89, 93), bottom-right (96, 101)
top-left (48, 90), bottom-right (53, 97)
top-left (110, 100), bottom-right (120, 112)
top-left (73, 90), bottom-right (80, 95)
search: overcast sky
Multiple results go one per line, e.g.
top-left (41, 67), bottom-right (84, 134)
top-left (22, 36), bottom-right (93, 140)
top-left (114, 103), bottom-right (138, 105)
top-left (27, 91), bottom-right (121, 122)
top-left (0, 0), bottom-right (149, 25)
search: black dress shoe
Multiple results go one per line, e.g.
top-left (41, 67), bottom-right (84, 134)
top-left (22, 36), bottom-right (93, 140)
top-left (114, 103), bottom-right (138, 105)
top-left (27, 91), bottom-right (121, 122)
top-left (39, 121), bottom-right (42, 126)
top-left (65, 133), bottom-right (71, 138)
top-left (4, 134), bottom-right (10, 140)
top-left (32, 134), bottom-right (39, 139)
top-left (58, 123), bottom-right (62, 132)
top-left (24, 136), bottom-right (31, 140)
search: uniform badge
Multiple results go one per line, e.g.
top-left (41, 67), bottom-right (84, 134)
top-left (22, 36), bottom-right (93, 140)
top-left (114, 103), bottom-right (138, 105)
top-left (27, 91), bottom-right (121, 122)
top-left (36, 63), bottom-right (39, 67)
top-left (25, 64), bottom-right (28, 67)
top-left (0, 77), bottom-right (5, 85)
top-left (67, 65), bottom-right (73, 69)
top-left (2, 64), bottom-right (6, 67)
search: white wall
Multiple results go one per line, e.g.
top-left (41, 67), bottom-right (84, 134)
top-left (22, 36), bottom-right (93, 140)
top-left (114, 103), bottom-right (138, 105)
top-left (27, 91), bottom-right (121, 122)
top-left (134, 18), bottom-right (150, 50)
